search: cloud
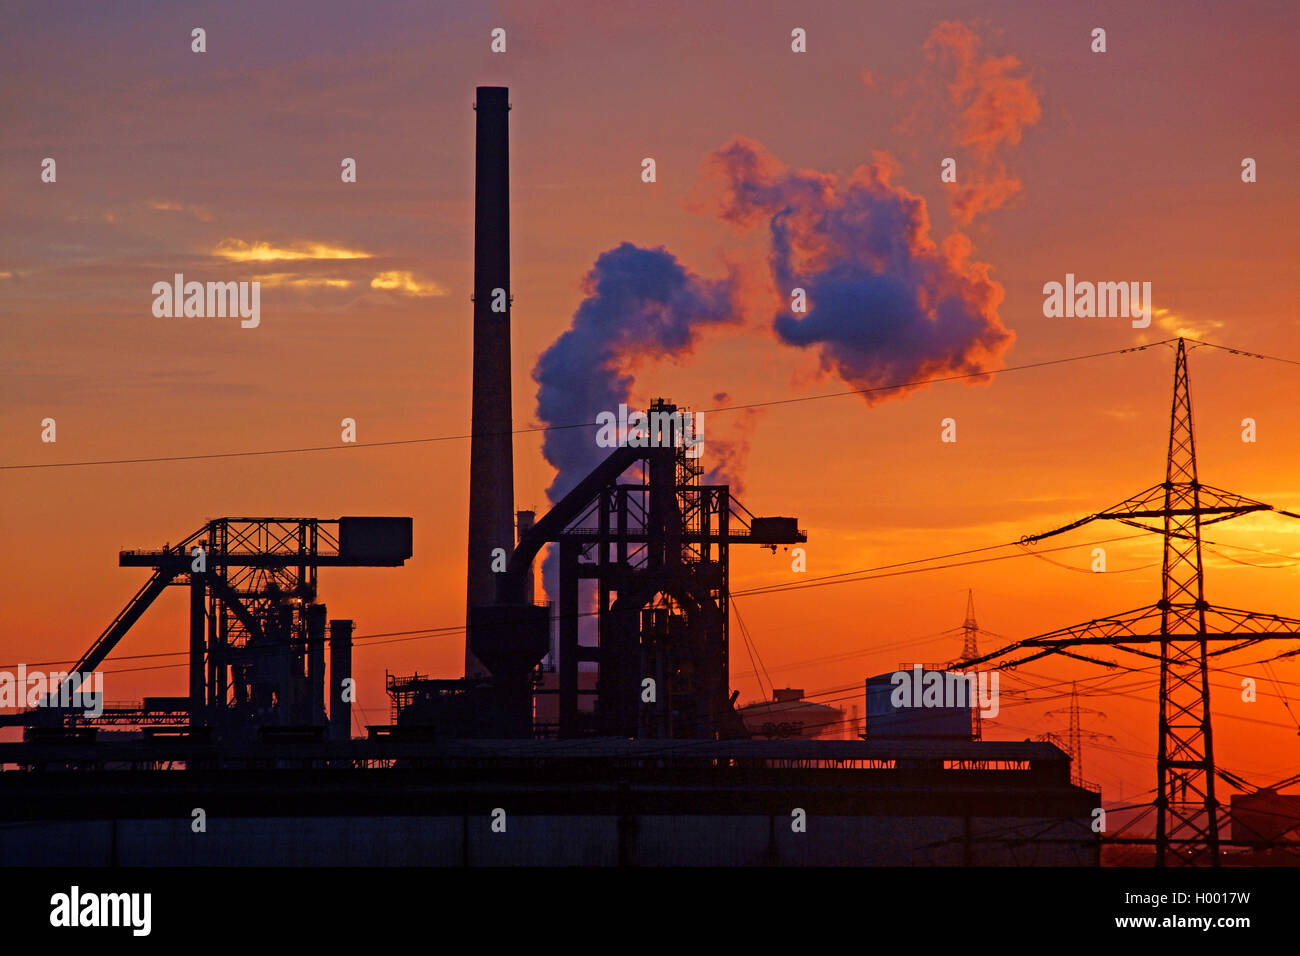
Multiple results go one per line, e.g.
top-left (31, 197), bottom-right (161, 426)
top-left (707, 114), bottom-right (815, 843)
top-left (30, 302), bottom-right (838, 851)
top-left (923, 21), bottom-right (1042, 223)
top-left (211, 239), bottom-right (373, 262)
top-left (369, 270), bottom-right (447, 296)
top-left (696, 137), bottom-right (1013, 403)
top-left (1153, 307), bottom-right (1224, 340)
top-left (254, 273), bottom-right (354, 289)
top-left (145, 199), bottom-right (214, 222)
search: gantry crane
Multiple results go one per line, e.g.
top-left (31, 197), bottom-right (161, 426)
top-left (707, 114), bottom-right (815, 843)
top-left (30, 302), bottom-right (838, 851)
top-left (7, 517), bottom-right (411, 745)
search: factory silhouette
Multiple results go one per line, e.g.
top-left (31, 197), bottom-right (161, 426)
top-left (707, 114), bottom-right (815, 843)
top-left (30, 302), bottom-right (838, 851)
top-left (4, 87), bottom-right (1294, 867)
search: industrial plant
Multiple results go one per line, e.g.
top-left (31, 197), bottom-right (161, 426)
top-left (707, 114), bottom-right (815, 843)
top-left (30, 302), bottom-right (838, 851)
top-left (11, 86), bottom-right (1221, 868)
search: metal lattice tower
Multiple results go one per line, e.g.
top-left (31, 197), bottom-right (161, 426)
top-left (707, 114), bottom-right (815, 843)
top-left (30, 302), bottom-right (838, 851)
top-left (955, 590), bottom-right (983, 739)
top-left (961, 338), bottom-right (1300, 866)
top-left (1043, 681), bottom-right (1109, 789)
top-left (960, 589), bottom-right (980, 661)
top-left (1154, 342), bottom-right (1218, 864)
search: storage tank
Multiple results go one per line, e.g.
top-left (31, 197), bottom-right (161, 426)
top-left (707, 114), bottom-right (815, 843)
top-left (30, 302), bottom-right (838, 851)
top-left (864, 667), bottom-right (974, 739)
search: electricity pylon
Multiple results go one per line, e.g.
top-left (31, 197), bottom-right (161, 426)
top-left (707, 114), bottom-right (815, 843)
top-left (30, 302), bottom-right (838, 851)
top-left (948, 589), bottom-right (987, 738)
top-left (1043, 682), bottom-right (1111, 788)
top-left (964, 339), bottom-right (1300, 866)
top-left (960, 589), bottom-right (980, 662)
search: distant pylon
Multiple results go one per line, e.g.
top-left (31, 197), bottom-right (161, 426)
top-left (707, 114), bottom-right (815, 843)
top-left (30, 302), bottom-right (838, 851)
top-left (950, 589), bottom-right (983, 739)
top-left (961, 589), bottom-right (979, 661)
top-left (1067, 682), bottom-right (1082, 784)
top-left (1044, 681), bottom-right (1109, 788)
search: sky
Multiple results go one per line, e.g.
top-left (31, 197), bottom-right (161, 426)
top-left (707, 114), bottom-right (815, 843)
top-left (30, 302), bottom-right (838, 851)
top-left (2, 0), bottom-right (1299, 812)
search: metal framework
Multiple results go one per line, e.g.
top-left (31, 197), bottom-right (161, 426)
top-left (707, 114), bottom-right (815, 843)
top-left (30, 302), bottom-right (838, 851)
top-left (947, 590), bottom-right (985, 739)
top-left (963, 339), bottom-right (1300, 865)
top-left (959, 590), bottom-right (980, 663)
top-left (1041, 682), bottom-right (1109, 790)
top-left (491, 399), bottom-right (806, 739)
top-left (5, 517), bottom-right (409, 745)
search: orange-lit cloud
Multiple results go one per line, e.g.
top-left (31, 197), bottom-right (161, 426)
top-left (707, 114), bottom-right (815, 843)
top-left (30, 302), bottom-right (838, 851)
top-left (254, 273), bottom-right (354, 289)
top-left (1153, 307), bottom-right (1224, 340)
top-left (212, 239), bottom-right (373, 262)
top-left (146, 199), bottom-right (214, 222)
top-left (369, 270), bottom-right (447, 296)
top-left (923, 21), bottom-right (1041, 223)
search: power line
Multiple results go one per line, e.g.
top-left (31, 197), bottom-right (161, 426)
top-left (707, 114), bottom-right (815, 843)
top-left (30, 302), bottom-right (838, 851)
top-left (0, 339), bottom-right (1180, 471)
top-left (0, 623), bottom-right (474, 672)
top-left (1189, 339), bottom-right (1300, 368)
top-left (0, 533), bottom-right (1155, 673)
top-left (26, 526), bottom-right (1284, 676)
top-left (732, 533), bottom-right (1149, 597)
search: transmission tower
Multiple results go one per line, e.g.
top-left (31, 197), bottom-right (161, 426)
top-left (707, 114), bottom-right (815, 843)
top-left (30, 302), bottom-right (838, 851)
top-left (960, 589), bottom-right (980, 661)
top-left (948, 589), bottom-right (987, 738)
top-left (962, 338), bottom-right (1300, 866)
top-left (1043, 682), bottom-right (1110, 788)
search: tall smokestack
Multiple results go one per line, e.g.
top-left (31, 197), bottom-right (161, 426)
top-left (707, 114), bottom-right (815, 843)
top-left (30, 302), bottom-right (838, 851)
top-left (465, 86), bottom-right (514, 677)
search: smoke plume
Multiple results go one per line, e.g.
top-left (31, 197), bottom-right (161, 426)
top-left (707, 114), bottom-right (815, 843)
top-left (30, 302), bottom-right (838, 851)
top-left (697, 138), bottom-right (1014, 403)
top-left (530, 242), bottom-right (738, 611)
top-left (700, 392), bottom-right (761, 496)
top-left (532, 241), bottom-right (737, 502)
top-left (924, 20), bottom-right (1041, 223)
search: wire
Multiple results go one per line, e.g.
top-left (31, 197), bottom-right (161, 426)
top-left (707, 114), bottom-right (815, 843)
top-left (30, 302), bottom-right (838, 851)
top-left (0, 340), bottom-right (1179, 471)
top-left (740, 538), bottom-right (1053, 590)
top-left (732, 533), bottom-right (1148, 597)
top-left (732, 602), bottom-right (771, 703)
top-left (0, 623), bottom-right (475, 672)
top-left (1016, 540), bottom-right (1160, 574)
top-left (1205, 545), bottom-right (1300, 569)
top-left (1262, 660), bottom-right (1300, 731)
top-left (1188, 339), bottom-right (1300, 368)
top-left (731, 599), bottom-right (776, 699)
top-left (0, 532), bottom-right (1145, 674)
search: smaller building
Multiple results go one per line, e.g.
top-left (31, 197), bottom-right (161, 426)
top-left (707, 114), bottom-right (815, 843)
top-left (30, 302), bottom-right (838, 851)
top-left (736, 688), bottom-right (845, 739)
top-left (1231, 789), bottom-right (1300, 844)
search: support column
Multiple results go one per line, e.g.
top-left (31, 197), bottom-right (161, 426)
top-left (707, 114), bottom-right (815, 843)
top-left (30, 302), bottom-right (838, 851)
top-left (307, 604), bottom-right (327, 726)
top-left (329, 619), bottom-right (353, 741)
top-left (559, 538), bottom-right (579, 737)
top-left (189, 572), bottom-right (205, 728)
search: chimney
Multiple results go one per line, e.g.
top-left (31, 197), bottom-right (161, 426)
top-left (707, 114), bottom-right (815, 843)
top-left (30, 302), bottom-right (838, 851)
top-left (465, 86), bottom-right (515, 677)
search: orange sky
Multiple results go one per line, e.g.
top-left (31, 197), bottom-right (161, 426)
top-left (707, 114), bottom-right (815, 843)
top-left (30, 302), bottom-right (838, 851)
top-left (2, 0), bottom-right (1299, 811)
